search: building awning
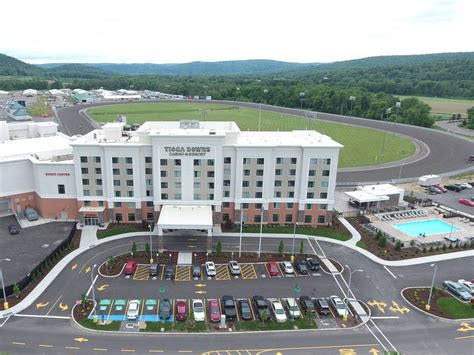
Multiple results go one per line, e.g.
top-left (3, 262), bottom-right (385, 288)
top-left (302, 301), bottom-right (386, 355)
top-left (79, 206), bottom-right (106, 213)
top-left (345, 191), bottom-right (390, 204)
top-left (157, 205), bottom-right (212, 229)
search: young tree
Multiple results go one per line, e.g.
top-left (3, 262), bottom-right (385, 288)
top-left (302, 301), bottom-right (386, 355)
top-left (395, 240), bottom-right (402, 251)
top-left (131, 241), bottom-right (137, 256)
top-left (278, 240), bottom-right (285, 256)
top-left (13, 283), bottom-right (20, 299)
top-left (378, 236), bottom-right (387, 248)
top-left (299, 240), bottom-right (304, 255)
top-left (375, 231), bottom-right (383, 241)
top-left (145, 242), bottom-right (150, 255)
top-left (216, 241), bottom-right (222, 256)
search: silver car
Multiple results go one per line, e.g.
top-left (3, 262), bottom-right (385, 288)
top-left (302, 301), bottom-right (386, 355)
top-left (228, 261), bottom-right (241, 275)
top-left (127, 300), bottom-right (140, 320)
top-left (329, 295), bottom-right (348, 317)
top-left (24, 207), bottom-right (38, 221)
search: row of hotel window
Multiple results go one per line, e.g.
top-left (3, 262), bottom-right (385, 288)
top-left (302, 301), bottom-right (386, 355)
top-left (80, 157), bottom-right (330, 165)
top-left (221, 214), bottom-right (326, 224)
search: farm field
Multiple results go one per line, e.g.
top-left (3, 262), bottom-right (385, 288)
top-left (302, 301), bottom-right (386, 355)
top-left (398, 95), bottom-right (474, 117)
top-left (88, 102), bottom-right (416, 168)
top-left (26, 96), bottom-right (52, 117)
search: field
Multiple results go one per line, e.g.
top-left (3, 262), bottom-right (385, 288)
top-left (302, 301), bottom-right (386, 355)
top-left (27, 96), bottom-right (53, 117)
top-left (88, 102), bottom-right (416, 168)
top-left (398, 96), bottom-right (474, 117)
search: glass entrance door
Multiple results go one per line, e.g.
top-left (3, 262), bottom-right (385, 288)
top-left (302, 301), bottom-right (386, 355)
top-left (84, 216), bottom-right (99, 226)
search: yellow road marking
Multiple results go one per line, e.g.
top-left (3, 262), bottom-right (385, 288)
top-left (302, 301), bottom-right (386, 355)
top-left (85, 266), bottom-right (91, 273)
top-left (389, 300), bottom-right (410, 314)
top-left (254, 344), bottom-right (379, 355)
top-left (195, 283), bottom-right (206, 287)
top-left (38, 344), bottom-right (54, 348)
top-left (457, 322), bottom-right (474, 332)
top-left (93, 348), bottom-right (108, 351)
top-left (97, 284), bottom-right (109, 291)
top-left (12, 342), bottom-right (25, 345)
top-left (339, 349), bottom-right (357, 355)
top-left (133, 265), bottom-right (150, 281)
top-left (175, 266), bottom-right (191, 281)
top-left (240, 264), bottom-right (257, 279)
top-left (59, 303), bottom-right (69, 311)
top-left (367, 300), bottom-right (387, 313)
top-left (65, 346), bottom-right (80, 350)
top-left (36, 301), bottom-right (49, 309)
top-left (74, 337), bottom-right (89, 343)
top-left (195, 290), bottom-right (207, 294)
top-left (71, 263), bottom-right (77, 271)
top-left (215, 264), bottom-right (231, 280)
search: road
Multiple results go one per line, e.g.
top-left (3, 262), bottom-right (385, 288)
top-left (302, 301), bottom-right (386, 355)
top-left (55, 100), bottom-right (474, 184)
top-left (1, 234), bottom-right (473, 354)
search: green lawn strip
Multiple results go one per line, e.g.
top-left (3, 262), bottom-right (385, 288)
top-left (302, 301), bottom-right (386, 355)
top-left (79, 319), bottom-right (121, 331)
top-left (142, 320), bottom-right (208, 332)
top-left (234, 318), bottom-right (316, 331)
top-left (229, 225), bottom-right (350, 241)
top-left (436, 297), bottom-right (474, 318)
top-left (97, 225), bottom-right (144, 239)
top-left (356, 240), bottom-right (368, 249)
top-left (27, 96), bottom-right (53, 116)
top-left (88, 102), bottom-right (415, 168)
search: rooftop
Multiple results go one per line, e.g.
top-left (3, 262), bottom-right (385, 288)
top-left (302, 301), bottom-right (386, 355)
top-left (157, 205), bottom-right (213, 229)
top-left (359, 184), bottom-right (404, 196)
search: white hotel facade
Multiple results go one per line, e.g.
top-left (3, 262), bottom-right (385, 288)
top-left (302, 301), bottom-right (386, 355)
top-left (0, 120), bottom-right (342, 233)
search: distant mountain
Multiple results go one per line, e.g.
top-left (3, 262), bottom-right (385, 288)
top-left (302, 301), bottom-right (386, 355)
top-left (0, 53), bottom-right (44, 76)
top-left (47, 63), bottom-right (112, 79)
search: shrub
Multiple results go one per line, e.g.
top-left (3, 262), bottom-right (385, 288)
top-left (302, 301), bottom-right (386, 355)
top-left (422, 247), bottom-right (426, 253)
top-left (216, 241), bottom-right (222, 256)
top-left (410, 239), bottom-right (415, 248)
top-left (131, 241), bottom-right (137, 256)
top-left (448, 244), bottom-right (453, 250)
top-left (278, 240), bottom-right (284, 256)
top-left (429, 246), bottom-right (433, 253)
top-left (299, 240), bottom-right (304, 255)
top-left (442, 245), bottom-right (447, 251)
top-left (378, 236), bottom-right (387, 248)
top-left (13, 283), bottom-right (21, 298)
top-left (145, 242), bottom-right (150, 254)
top-left (395, 240), bottom-right (402, 251)
top-left (375, 231), bottom-right (382, 241)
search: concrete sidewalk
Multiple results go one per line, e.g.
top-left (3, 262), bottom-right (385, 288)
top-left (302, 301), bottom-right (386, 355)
top-left (79, 226), bottom-right (98, 248)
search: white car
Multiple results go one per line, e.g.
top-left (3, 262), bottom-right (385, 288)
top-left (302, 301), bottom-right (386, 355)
top-left (205, 261), bottom-right (216, 276)
top-left (329, 295), bottom-right (349, 317)
top-left (285, 297), bottom-right (301, 319)
top-left (127, 300), bottom-right (140, 320)
top-left (271, 300), bottom-right (287, 323)
top-left (192, 299), bottom-right (205, 322)
top-left (460, 183), bottom-right (472, 189)
top-left (458, 279), bottom-right (474, 294)
top-left (228, 260), bottom-right (241, 275)
top-left (281, 261), bottom-right (294, 274)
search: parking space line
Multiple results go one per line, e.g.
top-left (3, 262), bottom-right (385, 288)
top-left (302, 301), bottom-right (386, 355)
top-left (383, 266), bottom-right (397, 279)
top-left (248, 298), bottom-right (256, 320)
top-left (45, 295), bottom-right (63, 316)
top-left (160, 265), bottom-right (165, 280)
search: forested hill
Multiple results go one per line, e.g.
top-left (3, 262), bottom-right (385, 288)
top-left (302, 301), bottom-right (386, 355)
top-left (0, 53), bottom-right (44, 76)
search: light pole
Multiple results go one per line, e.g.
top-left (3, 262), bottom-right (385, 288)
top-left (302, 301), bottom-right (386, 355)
top-left (148, 224), bottom-right (153, 264)
top-left (426, 263), bottom-right (438, 311)
top-left (291, 222), bottom-right (297, 261)
top-left (395, 101), bottom-right (401, 116)
top-left (239, 208), bottom-right (243, 258)
top-left (349, 96), bottom-right (356, 116)
top-left (344, 264), bottom-right (363, 306)
top-left (1, 258), bottom-right (11, 310)
top-left (91, 264), bottom-right (98, 322)
top-left (299, 92), bottom-right (305, 110)
top-left (263, 89), bottom-right (268, 104)
top-left (258, 204), bottom-right (264, 258)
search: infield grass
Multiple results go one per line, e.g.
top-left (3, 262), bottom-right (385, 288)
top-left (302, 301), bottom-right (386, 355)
top-left (397, 95), bottom-right (474, 117)
top-left (88, 102), bottom-right (416, 168)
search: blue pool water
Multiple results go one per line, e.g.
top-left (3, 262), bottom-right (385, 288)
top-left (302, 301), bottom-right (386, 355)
top-left (393, 219), bottom-right (461, 237)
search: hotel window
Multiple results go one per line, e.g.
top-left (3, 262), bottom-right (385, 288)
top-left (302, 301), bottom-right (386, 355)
top-left (322, 170), bottom-right (330, 177)
top-left (291, 158), bottom-right (297, 164)
top-left (128, 202), bottom-right (136, 208)
top-left (287, 203), bottom-right (293, 209)
top-left (194, 171), bottom-right (200, 178)
top-left (145, 168), bottom-right (152, 174)
top-left (84, 201), bottom-right (91, 207)
top-left (57, 184), bottom-right (65, 194)
top-left (174, 159), bottom-right (181, 166)
top-left (161, 182), bottom-right (168, 189)
top-left (307, 192), bottom-right (314, 199)
top-left (207, 171), bottom-right (214, 178)
top-left (222, 202), bottom-right (230, 208)
top-left (146, 201), bottom-right (153, 207)
top-left (224, 157), bottom-right (231, 164)
top-left (95, 156), bottom-right (101, 163)
top-left (83, 190), bottom-right (90, 196)
top-left (275, 169), bottom-right (282, 176)
top-left (274, 180), bottom-right (282, 187)
top-left (126, 169), bottom-right (133, 175)
top-left (80, 156), bottom-right (87, 163)
top-left (242, 203), bottom-right (249, 209)
top-left (273, 202), bottom-right (280, 208)
top-left (146, 190), bottom-right (152, 197)
top-left (98, 201), bottom-right (104, 207)
top-left (96, 179), bottom-right (102, 185)
top-left (81, 167), bottom-right (88, 174)
top-left (255, 203), bottom-right (262, 209)
top-left (306, 204), bottom-right (312, 209)
top-left (161, 193), bottom-right (168, 200)
top-left (145, 157), bottom-right (152, 163)
top-left (127, 180), bottom-right (134, 186)
top-left (114, 202), bottom-right (122, 207)
top-left (242, 181), bottom-right (249, 187)
top-left (194, 182), bottom-right (201, 189)
top-left (207, 159), bottom-right (214, 166)
top-left (310, 158), bottom-right (317, 165)
top-left (256, 181), bottom-right (263, 188)
top-left (254, 215), bottom-right (261, 223)
top-left (285, 214), bottom-right (293, 223)
top-left (194, 193), bottom-right (201, 200)
top-left (161, 171), bottom-right (167, 177)
top-left (325, 158), bottom-right (331, 165)
top-left (113, 168), bottom-right (120, 175)
top-left (308, 181), bottom-right (315, 188)
top-left (208, 182), bottom-right (214, 189)
top-left (146, 179), bottom-right (152, 186)
top-left (224, 191), bottom-right (230, 197)
top-left (272, 214), bottom-right (279, 222)
top-left (125, 157), bottom-right (133, 164)
top-left (175, 193), bottom-right (181, 200)
top-left (128, 213), bottom-right (135, 222)
top-left (257, 158), bottom-right (264, 165)
top-left (256, 170), bottom-right (264, 176)
top-left (321, 181), bottom-right (329, 188)
top-left (113, 180), bottom-right (120, 186)
top-left (309, 170), bottom-right (316, 176)
top-left (96, 190), bottom-right (103, 196)
top-left (288, 180), bottom-right (295, 187)
top-left (276, 157), bottom-right (282, 164)
top-left (82, 179), bottom-right (89, 185)
top-left (318, 215), bottom-right (326, 224)
top-left (255, 192), bottom-right (262, 198)
top-left (320, 192), bottom-right (328, 198)
top-left (304, 215), bottom-right (312, 223)
top-left (160, 159), bottom-right (167, 166)
top-left (287, 192), bottom-right (294, 198)
top-left (174, 182), bottom-right (181, 188)
top-left (208, 193), bottom-right (214, 200)
top-left (244, 169), bottom-right (250, 176)
top-left (274, 191), bottom-right (281, 198)
top-left (147, 213), bottom-right (154, 221)
top-left (115, 191), bottom-right (121, 197)
top-left (224, 169), bottom-right (231, 176)
top-left (222, 213), bottom-right (230, 221)
top-left (289, 169), bottom-right (296, 176)
top-left (243, 158), bottom-right (250, 165)
top-left (115, 213), bottom-right (122, 222)
top-left (242, 191), bottom-right (250, 198)
top-left (194, 159), bottom-right (201, 166)
top-left (127, 191), bottom-right (134, 197)
top-left (223, 180), bottom-right (230, 186)
top-left (320, 204), bottom-right (327, 210)
top-left (112, 157), bottom-right (119, 164)
top-left (95, 168), bottom-right (101, 174)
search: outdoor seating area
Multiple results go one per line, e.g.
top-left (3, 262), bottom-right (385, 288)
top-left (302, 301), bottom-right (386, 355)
top-left (377, 209), bottom-right (430, 221)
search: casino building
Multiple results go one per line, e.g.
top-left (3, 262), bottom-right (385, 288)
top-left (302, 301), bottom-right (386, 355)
top-left (0, 120), bottom-right (343, 240)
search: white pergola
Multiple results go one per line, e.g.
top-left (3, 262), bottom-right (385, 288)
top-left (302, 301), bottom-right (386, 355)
top-left (156, 205), bottom-right (213, 237)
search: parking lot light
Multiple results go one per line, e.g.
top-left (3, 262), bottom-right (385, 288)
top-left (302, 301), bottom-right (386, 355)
top-left (344, 265), bottom-right (363, 313)
top-left (1, 258), bottom-right (12, 310)
top-left (426, 263), bottom-right (438, 311)
top-left (148, 224), bottom-right (153, 264)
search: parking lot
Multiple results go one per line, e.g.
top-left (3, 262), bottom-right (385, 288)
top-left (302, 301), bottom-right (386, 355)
top-left (415, 183), bottom-right (474, 214)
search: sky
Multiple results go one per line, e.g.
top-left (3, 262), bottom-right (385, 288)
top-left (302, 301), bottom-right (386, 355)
top-left (2, 0), bottom-right (473, 64)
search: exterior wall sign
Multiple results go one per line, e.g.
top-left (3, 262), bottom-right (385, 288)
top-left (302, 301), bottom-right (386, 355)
top-left (164, 146), bottom-right (211, 157)
top-left (45, 172), bottom-right (71, 176)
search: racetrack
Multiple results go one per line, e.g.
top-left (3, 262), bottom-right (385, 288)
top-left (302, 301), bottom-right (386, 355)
top-left (56, 100), bottom-right (474, 184)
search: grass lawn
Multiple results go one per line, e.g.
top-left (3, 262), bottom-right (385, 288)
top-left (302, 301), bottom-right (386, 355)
top-left (356, 240), bottom-right (368, 249)
top-left (397, 95), bottom-right (474, 116)
top-left (229, 225), bottom-right (350, 241)
top-left (142, 320), bottom-right (208, 332)
top-left (88, 102), bottom-right (415, 168)
top-left (436, 297), bottom-right (474, 318)
top-left (97, 224), bottom-right (144, 239)
top-left (27, 96), bottom-right (53, 117)
top-left (80, 319), bottom-right (121, 331)
top-left (234, 318), bottom-right (316, 331)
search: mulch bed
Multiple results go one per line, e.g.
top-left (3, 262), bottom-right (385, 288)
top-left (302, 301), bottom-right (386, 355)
top-left (99, 251), bottom-right (179, 276)
top-left (320, 258), bottom-right (343, 273)
top-left (3, 230), bottom-right (81, 309)
top-left (347, 217), bottom-right (471, 261)
top-left (73, 300), bottom-right (94, 322)
top-left (194, 252), bottom-right (317, 264)
top-left (402, 287), bottom-right (454, 318)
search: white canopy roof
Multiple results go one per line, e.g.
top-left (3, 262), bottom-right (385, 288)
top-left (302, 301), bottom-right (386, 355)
top-left (345, 190), bottom-right (390, 203)
top-left (157, 205), bottom-right (212, 229)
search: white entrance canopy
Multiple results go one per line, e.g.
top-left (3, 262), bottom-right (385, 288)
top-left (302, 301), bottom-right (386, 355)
top-left (157, 205), bottom-right (213, 236)
top-left (78, 206), bottom-right (106, 213)
top-left (345, 190), bottom-right (389, 204)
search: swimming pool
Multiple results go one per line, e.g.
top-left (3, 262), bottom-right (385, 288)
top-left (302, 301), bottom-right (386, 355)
top-left (393, 219), bottom-right (461, 237)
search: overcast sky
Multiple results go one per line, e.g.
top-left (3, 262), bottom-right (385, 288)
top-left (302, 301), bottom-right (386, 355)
top-left (3, 0), bottom-right (473, 64)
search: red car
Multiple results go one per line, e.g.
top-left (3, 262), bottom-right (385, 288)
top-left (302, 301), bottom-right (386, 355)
top-left (459, 198), bottom-right (474, 207)
top-left (434, 185), bottom-right (447, 193)
top-left (124, 261), bottom-right (137, 275)
top-left (175, 300), bottom-right (187, 321)
top-left (267, 262), bottom-right (280, 277)
top-left (209, 299), bottom-right (221, 323)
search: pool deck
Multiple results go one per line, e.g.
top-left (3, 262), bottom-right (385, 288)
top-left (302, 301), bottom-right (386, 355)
top-left (371, 209), bottom-right (473, 245)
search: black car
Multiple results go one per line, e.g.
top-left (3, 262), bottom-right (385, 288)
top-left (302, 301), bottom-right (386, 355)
top-left (315, 298), bottom-right (331, 316)
top-left (444, 184), bottom-right (462, 192)
top-left (238, 299), bottom-right (253, 320)
top-left (251, 295), bottom-right (269, 320)
top-left (164, 264), bottom-right (174, 280)
top-left (299, 296), bottom-right (316, 314)
top-left (8, 225), bottom-right (19, 235)
top-left (295, 261), bottom-right (308, 275)
top-left (222, 295), bottom-right (237, 321)
top-left (160, 299), bottom-right (171, 319)
top-left (192, 264), bottom-right (201, 279)
top-left (305, 258), bottom-right (320, 272)
top-left (149, 262), bottom-right (160, 277)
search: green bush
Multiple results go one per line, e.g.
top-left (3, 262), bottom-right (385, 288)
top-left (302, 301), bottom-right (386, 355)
top-left (299, 240), bottom-right (304, 255)
top-left (378, 236), bottom-right (386, 248)
top-left (278, 240), bottom-right (285, 256)
top-left (131, 241), bottom-right (137, 256)
top-left (375, 231), bottom-right (382, 241)
top-left (216, 241), bottom-right (222, 256)
top-left (145, 242), bottom-right (150, 254)
top-left (13, 283), bottom-right (21, 298)
top-left (395, 240), bottom-right (402, 251)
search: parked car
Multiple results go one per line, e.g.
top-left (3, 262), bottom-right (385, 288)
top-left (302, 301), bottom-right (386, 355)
top-left (434, 184), bottom-right (447, 193)
top-left (175, 300), bottom-right (187, 321)
top-left (315, 298), bottom-right (331, 316)
top-left (267, 262), bottom-right (280, 277)
top-left (7, 224), bottom-right (19, 235)
top-left (453, 183), bottom-right (467, 190)
top-left (192, 299), bottom-right (205, 322)
top-left (238, 299), bottom-right (253, 320)
top-left (228, 261), bottom-right (241, 276)
top-left (222, 295), bottom-right (237, 321)
top-left (444, 184), bottom-right (462, 192)
top-left (280, 261), bottom-right (294, 274)
top-left (164, 264), bottom-right (174, 280)
top-left (271, 300), bottom-right (287, 323)
top-left (329, 295), bottom-right (349, 317)
top-left (149, 262), bottom-right (160, 277)
top-left (252, 295), bottom-right (269, 320)
top-left (458, 279), bottom-right (474, 294)
top-left (205, 261), bottom-right (216, 276)
top-left (295, 261), bottom-right (309, 275)
top-left (285, 297), bottom-right (301, 319)
top-left (428, 186), bottom-right (441, 194)
top-left (460, 182), bottom-right (473, 189)
top-left (299, 296), bottom-right (316, 314)
top-left (24, 207), bottom-right (38, 221)
top-left (459, 198), bottom-right (474, 207)
top-left (159, 299), bottom-right (172, 320)
top-left (127, 300), bottom-right (140, 320)
top-left (209, 299), bottom-right (221, 323)
top-left (305, 258), bottom-right (320, 272)
top-left (124, 261), bottom-right (137, 275)
top-left (192, 264), bottom-right (201, 279)
top-left (443, 281), bottom-right (472, 301)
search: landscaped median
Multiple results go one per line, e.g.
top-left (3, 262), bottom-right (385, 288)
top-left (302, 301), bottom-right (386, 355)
top-left (97, 223), bottom-right (147, 239)
top-left (402, 287), bottom-right (474, 319)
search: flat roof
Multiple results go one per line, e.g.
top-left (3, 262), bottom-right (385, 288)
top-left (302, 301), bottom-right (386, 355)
top-left (78, 206), bottom-right (106, 213)
top-left (0, 135), bottom-right (74, 161)
top-left (236, 130), bottom-right (342, 148)
top-left (157, 205), bottom-right (212, 229)
top-left (345, 190), bottom-right (390, 203)
top-left (359, 184), bottom-right (403, 196)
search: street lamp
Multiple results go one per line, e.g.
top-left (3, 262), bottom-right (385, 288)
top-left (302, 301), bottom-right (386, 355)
top-left (344, 264), bottom-right (363, 306)
top-left (299, 92), bottom-right (305, 110)
top-left (239, 208), bottom-right (244, 258)
top-left (349, 96), bottom-right (356, 116)
top-left (1, 258), bottom-right (11, 310)
top-left (426, 263), bottom-right (438, 311)
top-left (263, 89), bottom-right (268, 104)
top-left (291, 222), bottom-right (298, 261)
top-left (91, 264), bottom-right (98, 323)
top-left (148, 224), bottom-right (153, 264)
top-left (258, 204), bottom-right (264, 258)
